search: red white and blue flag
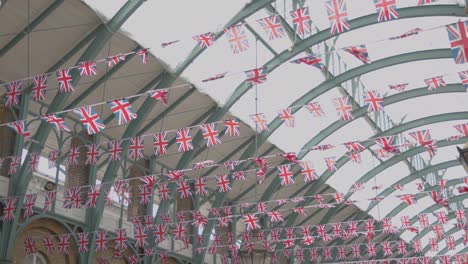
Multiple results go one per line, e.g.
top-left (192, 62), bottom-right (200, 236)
top-left (43, 191), bottom-right (55, 213)
top-left (243, 213), bottom-right (260, 231)
top-left (257, 15), bottom-right (285, 40)
top-left (455, 123), bottom-right (468, 137)
top-left (176, 128), bottom-right (193, 152)
top-left (5, 81), bottom-right (22, 107)
top-left (152, 132), bottom-right (168, 156)
top-left (148, 89), bottom-right (169, 105)
top-left (202, 72), bottom-right (227, 82)
top-left (28, 153), bottom-right (39, 173)
top-left (136, 49), bottom-right (149, 64)
top-left (85, 184), bottom-right (101, 208)
top-left (48, 150), bottom-right (59, 169)
top-left (85, 144), bottom-right (100, 165)
top-left (107, 98), bottom-right (137, 125)
top-left (216, 174), bottom-right (231, 192)
top-left (425, 76), bottom-right (446, 90)
top-left (290, 7), bottom-right (312, 36)
top-left (107, 54), bottom-right (126, 68)
top-left (363, 90), bottom-right (384, 112)
top-left (133, 226), bottom-right (148, 248)
top-left (409, 129), bottom-right (437, 157)
top-left (278, 108), bottom-right (295, 127)
top-left (128, 136), bottom-right (145, 160)
top-left (290, 54), bottom-right (325, 70)
top-left (325, 0), bottom-right (350, 35)
top-left (32, 75), bottom-right (47, 101)
top-left (245, 67), bottom-right (268, 85)
top-left (334, 96), bottom-right (353, 121)
top-left (2, 197), bottom-right (17, 221)
top-left (278, 164), bottom-right (294, 186)
top-left (7, 121), bottom-right (31, 138)
top-left (458, 70), bottom-right (468, 89)
top-left (114, 229), bottom-right (128, 250)
top-left (56, 69), bottom-right (75, 93)
top-left (161, 40), bottom-right (180, 48)
top-left (250, 113), bottom-right (269, 132)
top-left (388, 83), bottom-right (409, 92)
top-left (344, 45), bottom-right (370, 64)
top-left (78, 61), bottom-right (97, 76)
top-left (417, 0), bottom-right (435, 5)
top-left (158, 183), bottom-right (171, 201)
top-left (200, 123), bottom-right (221, 147)
top-left (108, 140), bottom-right (123, 161)
top-left (299, 161), bottom-right (318, 182)
top-left (306, 101), bottom-right (325, 117)
top-left (193, 32), bottom-right (216, 48)
top-left (176, 179), bottom-right (192, 199)
top-left (374, 0), bottom-right (399, 22)
top-left (390, 28), bottom-right (422, 40)
top-left (194, 177), bottom-right (208, 196)
top-left (73, 106), bottom-right (105, 134)
top-left (57, 234), bottom-right (70, 255)
top-left (374, 136), bottom-right (400, 153)
top-left (446, 21), bottom-right (468, 64)
top-left (24, 238), bottom-right (37, 256)
top-left (8, 156), bottom-right (20, 175)
top-left (76, 233), bottom-right (89, 253)
top-left (224, 24), bottom-right (249, 54)
top-left (224, 118), bottom-right (240, 136)
top-left (42, 114), bottom-right (71, 132)
top-left (325, 157), bottom-right (337, 172)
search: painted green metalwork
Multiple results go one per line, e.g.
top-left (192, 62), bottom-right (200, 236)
top-left (233, 84), bottom-right (466, 203)
top-left (244, 23), bottom-right (278, 56)
top-left (0, 0), bottom-right (64, 58)
top-left (0, 0), bottom-right (146, 262)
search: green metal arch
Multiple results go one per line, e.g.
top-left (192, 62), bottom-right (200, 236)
top-left (232, 84), bottom-right (466, 202)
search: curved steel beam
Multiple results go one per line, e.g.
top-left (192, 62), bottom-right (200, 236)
top-left (277, 114), bottom-right (468, 236)
top-left (232, 84), bottom-right (466, 202)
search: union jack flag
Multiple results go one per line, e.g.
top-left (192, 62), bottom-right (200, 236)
top-left (128, 136), bottom-right (145, 160)
top-left (107, 54), bottom-right (126, 68)
top-left (243, 213), bottom-right (260, 231)
top-left (95, 231), bottom-right (108, 252)
top-left (306, 101), bottom-right (325, 117)
top-left (32, 74), bottom-right (47, 101)
top-left (347, 151), bottom-right (362, 163)
top-left (447, 21), bottom-right (468, 64)
top-left (42, 114), bottom-right (71, 132)
top-left (194, 177), bottom-right (208, 196)
top-left (325, 157), bottom-right (337, 172)
top-left (374, 136), bottom-right (400, 153)
top-left (278, 164), bottom-right (295, 186)
top-left (224, 118), bottom-right (240, 136)
top-left (108, 140), bottom-right (123, 161)
top-left (107, 98), bottom-right (137, 125)
top-left (42, 237), bottom-right (55, 254)
top-left (364, 90), bottom-right (384, 112)
top-left (114, 229), bottom-right (128, 250)
top-left (454, 123), bottom-right (468, 137)
top-left (398, 194), bottom-right (416, 205)
top-left (158, 183), bottom-right (171, 201)
top-left (67, 146), bottom-right (80, 166)
top-left (202, 72), bottom-right (227, 82)
top-left (7, 121), bottom-right (31, 138)
top-left (85, 144), bottom-right (100, 165)
top-left (138, 185), bottom-right (152, 204)
top-left (232, 171), bottom-right (245, 180)
top-left (24, 237), bottom-right (37, 256)
top-left (374, 0), bottom-right (398, 22)
top-left (43, 191), bottom-right (55, 213)
top-left (192, 160), bottom-right (215, 170)
top-left (425, 76), bottom-right (446, 90)
top-left (73, 106), bottom-right (105, 134)
top-left (78, 61), bottom-right (97, 76)
top-left (344, 45), bottom-right (370, 64)
top-left (389, 83), bottom-right (409, 92)
top-left (166, 170), bottom-right (184, 182)
top-left (5, 81), bottom-right (22, 106)
top-left (250, 113), bottom-right (268, 132)
top-left (2, 197), bottom-right (17, 221)
top-left (325, 0), bottom-right (350, 35)
top-left (390, 28), bottom-right (423, 40)
top-left (224, 24), bottom-right (249, 54)
top-left (334, 96), bottom-right (353, 121)
top-left (161, 40), bottom-right (179, 48)
top-left (176, 128), bottom-right (193, 152)
top-left (136, 49), bottom-right (149, 64)
top-left (200, 123), bottom-right (221, 147)
top-left (290, 7), bottom-right (312, 36)
top-left (76, 232), bottom-right (89, 253)
top-left (278, 108), bottom-right (295, 127)
top-left (152, 132), bottom-right (168, 156)
top-left (153, 224), bottom-right (167, 243)
top-left (408, 129), bottom-right (437, 157)
top-left (257, 15), bottom-right (285, 40)
top-left (193, 32), bottom-right (216, 48)
top-left (148, 89), bottom-right (169, 105)
top-left (57, 234), bottom-right (70, 255)
top-left (23, 193), bottom-right (37, 218)
top-left (28, 153), bottom-right (39, 173)
top-left (458, 70), bottom-right (468, 89)
top-left (85, 184), bottom-right (101, 208)
top-left (56, 69), bottom-right (75, 93)
top-left (267, 211), bottom-right (283, 223)
top-left (63, 186), bottom-right (82, 209)
top-left (245, 67), bottom-right (268, 85)
top-left (290, 54), bottom-right (325, 70)
top-left (176, 179), bottom-right (192, 198)
top-left (8, 155), bottom-right (20, 175)
top-left (216, 174), bottom-right (231, 192)
top-left (344, 141), bottom-right (365, 152)
top-left (173, 222), bottom-right (187, 240)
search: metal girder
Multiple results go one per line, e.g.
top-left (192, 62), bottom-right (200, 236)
top-left (274, 113), bottom-right (468, 247)
top-left (316, 137), bottom-right (468, 228)
top-left (244, 22), bottom-right (278, 56)
top-left (0, 0), bottom-right (64, 58)
top-left (0, 0), bottom-right (145, 261)
top-left (238, 84), bottom-right (466, 206)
